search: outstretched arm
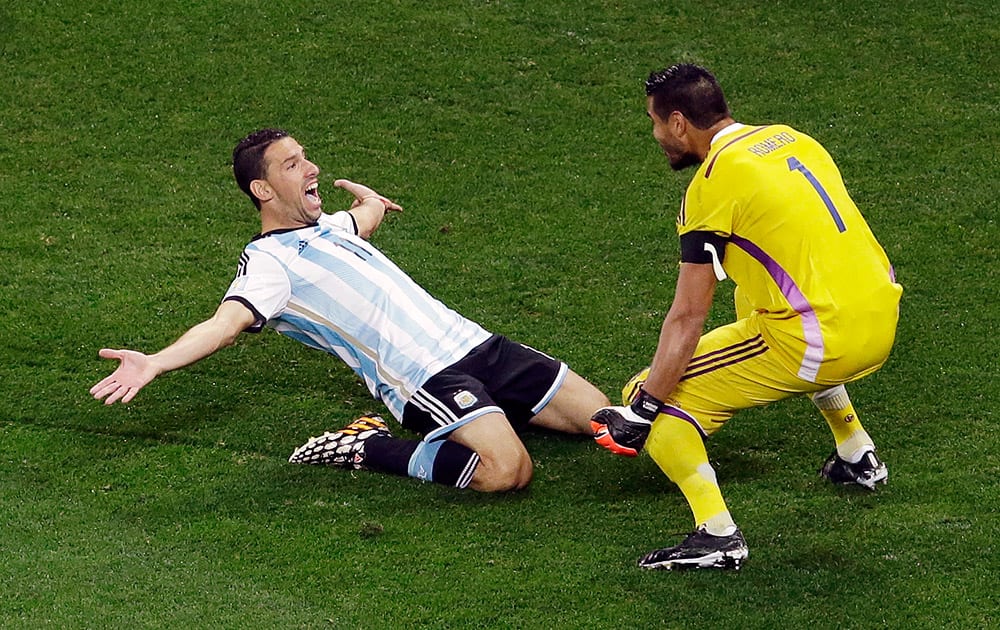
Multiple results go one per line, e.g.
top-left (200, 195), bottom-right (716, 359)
top-left (334, 179), bottom-right (403, 238)
top-left (90, 300), bottom-right (256, 405)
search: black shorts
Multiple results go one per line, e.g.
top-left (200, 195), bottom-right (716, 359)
top-left (401, 334), bottom-right (568, 441)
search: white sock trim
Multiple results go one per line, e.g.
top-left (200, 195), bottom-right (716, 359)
top-left (811, 385), bottom-right (851, 411)
top-left (839, 432), bottom-right (875, 463)
top-left (702, 513), bottom-right (738, 537)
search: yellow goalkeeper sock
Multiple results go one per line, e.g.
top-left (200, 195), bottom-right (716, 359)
top-left (811, 385), bottom-right (874, 462)
top-left (646, 412), bottom-right (735, 535)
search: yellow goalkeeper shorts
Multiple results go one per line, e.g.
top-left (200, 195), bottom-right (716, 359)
top-left (623, 311), bottom-right (894, 436)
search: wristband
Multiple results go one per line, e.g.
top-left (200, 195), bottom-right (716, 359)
top-left (630, 389), bottom-right (665, 421)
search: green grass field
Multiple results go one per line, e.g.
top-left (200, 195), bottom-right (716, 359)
top-left (2, 0), bottom-right (997, 627)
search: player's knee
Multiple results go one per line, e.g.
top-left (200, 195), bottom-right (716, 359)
top-left (474, 452), bottom-right (533, 492)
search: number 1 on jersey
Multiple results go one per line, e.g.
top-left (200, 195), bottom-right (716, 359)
top-left (787, 156), bottom-right (847, 233)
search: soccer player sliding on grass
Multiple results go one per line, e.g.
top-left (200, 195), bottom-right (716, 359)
top-left (91, 128), bottom-right (609, 492)
top-left (590, 65), bottom-right (902, 570)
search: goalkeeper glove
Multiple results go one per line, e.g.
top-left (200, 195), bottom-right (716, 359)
top-left (590, 389), bottom-right (665, 457)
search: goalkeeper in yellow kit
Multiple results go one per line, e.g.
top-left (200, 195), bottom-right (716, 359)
top-left (591, 64), bottom-right (902, 570)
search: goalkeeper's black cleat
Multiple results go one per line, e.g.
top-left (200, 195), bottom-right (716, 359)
top-left (590, 407), bottom-right (651, 457)
top-left (819, 448), bottom-right (888, 490)
top-left (288, 415), bottom-right (391, 469)
top-left (638, 526), bottom-right (748, 571)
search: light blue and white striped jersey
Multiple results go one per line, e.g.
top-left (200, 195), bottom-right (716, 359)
top-left (223, 211), bottom-right (491, 420)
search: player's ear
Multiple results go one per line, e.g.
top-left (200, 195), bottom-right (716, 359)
top-left (670, 111), bottom-right (687, 136)
top-left (249, 179), bottom-right (272, 204)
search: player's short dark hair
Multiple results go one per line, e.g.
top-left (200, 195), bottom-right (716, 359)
top-left (645, 64), bottom-right (730, 130)
top-left (232, 128), bottom-right (289, 210)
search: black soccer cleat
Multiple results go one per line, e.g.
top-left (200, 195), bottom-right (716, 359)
top-left (638, 526), bottom-right (748, 571)
top-left (288, 415), bottom-right (391, 469)
top-left (819, 448), bottom-right (888, 490)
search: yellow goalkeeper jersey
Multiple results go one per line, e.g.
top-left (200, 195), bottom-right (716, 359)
top-left (678, 123), bottom-right (902, 383)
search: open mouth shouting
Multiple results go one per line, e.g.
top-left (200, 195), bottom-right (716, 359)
top-left (304, 181), bottom-right (321, 209)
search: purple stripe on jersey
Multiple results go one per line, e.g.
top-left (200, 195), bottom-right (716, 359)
top-left (729, 234), bottom-right (824, 383)
top-left (704, 126), bottom-right (771, 178)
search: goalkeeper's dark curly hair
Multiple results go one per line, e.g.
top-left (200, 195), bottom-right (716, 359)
top-left (232, 128), bottom-right (289, 210)
top-left (645, 64), bottom-right (730, 130)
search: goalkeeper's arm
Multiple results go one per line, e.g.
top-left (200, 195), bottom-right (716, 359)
top-left (591, 262), bottom-right (717, 455)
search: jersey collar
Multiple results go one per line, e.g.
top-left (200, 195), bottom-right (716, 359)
top-left (252, 222), bottom-right (320, 241)
top-left (711, 122), bottom-right (746, 146)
